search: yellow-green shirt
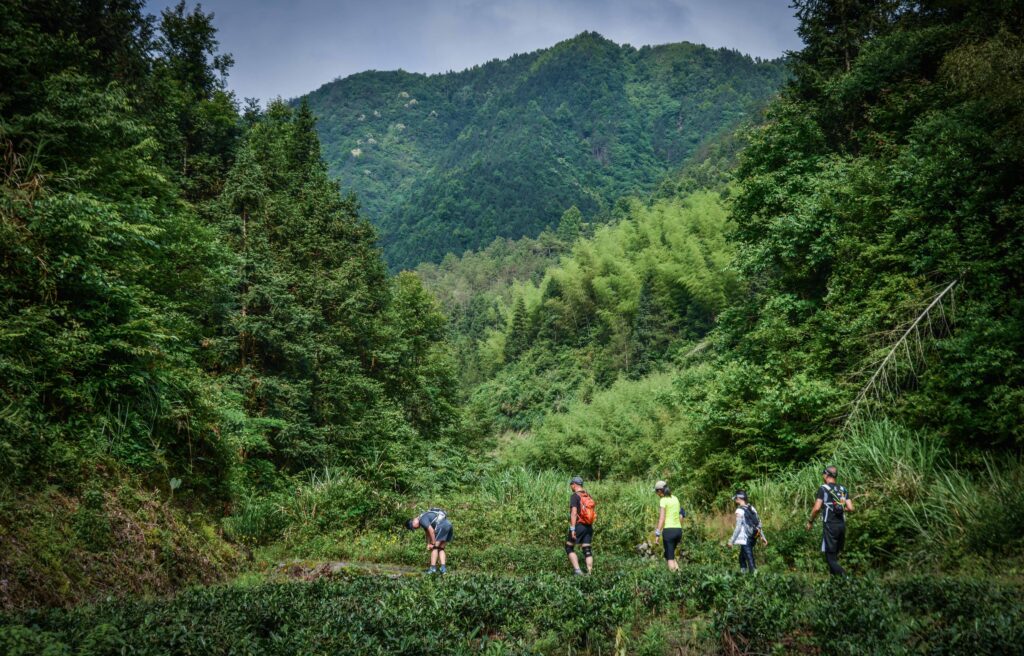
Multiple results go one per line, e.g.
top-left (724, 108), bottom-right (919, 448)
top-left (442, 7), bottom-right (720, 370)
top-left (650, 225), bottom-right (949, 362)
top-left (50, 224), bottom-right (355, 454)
top-left (660, 495), bottom-right (682, 529)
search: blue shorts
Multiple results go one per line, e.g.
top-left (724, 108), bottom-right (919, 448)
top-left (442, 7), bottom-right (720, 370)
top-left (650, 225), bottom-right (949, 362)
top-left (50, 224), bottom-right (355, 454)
top-left (433, 520), bottom-right (453, 543)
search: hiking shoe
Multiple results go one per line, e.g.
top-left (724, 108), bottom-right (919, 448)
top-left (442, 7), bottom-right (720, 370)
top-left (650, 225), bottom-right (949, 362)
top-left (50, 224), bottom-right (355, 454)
top-left (573, 569), bottom-right (584, 576)
top-left (439, 566), bottom-right (447, 574)
top-left (426, 567), bottom-right (437, 575)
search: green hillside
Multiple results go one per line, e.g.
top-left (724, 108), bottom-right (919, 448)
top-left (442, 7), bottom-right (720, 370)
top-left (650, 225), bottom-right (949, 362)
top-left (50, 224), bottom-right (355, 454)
top-left (4, 1), bottom-right (1024, 654)
top-left (303, 33), bottom-right (787, 269)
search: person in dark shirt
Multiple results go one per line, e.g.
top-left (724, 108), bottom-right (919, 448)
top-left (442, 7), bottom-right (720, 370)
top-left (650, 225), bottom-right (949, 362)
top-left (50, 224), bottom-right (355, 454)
top-left (565, 476), bottom-right (594, 575)
top-left (805, 465), bottom-right (855, 575)
top-left (405, 508), bottom-right (453, 574)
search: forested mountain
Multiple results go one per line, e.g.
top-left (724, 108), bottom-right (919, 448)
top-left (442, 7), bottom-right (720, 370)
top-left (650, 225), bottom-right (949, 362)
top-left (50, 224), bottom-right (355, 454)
top-left (447, 0), bottom-right (1024, 495)
top-left (4, 1), bottom-right (1024, 651)
top-left (302, 33), bottom-right (788, 269)
top-left (0, 0), bottom-right (460, 607)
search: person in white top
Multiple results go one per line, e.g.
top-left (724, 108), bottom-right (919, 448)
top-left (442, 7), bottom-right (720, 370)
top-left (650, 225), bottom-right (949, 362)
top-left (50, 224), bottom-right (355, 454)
top-left (726, 490), bottom-right (765, 573)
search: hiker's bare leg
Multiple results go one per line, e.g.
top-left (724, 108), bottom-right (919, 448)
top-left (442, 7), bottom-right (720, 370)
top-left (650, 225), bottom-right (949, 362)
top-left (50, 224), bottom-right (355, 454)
top-left (430, 547), bottom-right (439, 568)
top-left (582, 544), bottom-right (593, 573)
top-left (437, 543), bottom-right (446, 566)
top-left (567, 544), bottom-right (581, 571)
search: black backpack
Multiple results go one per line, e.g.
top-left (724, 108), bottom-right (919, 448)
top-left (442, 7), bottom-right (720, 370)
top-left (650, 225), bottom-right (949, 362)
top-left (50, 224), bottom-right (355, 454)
top-left (822, 484), bottom-right (846, 520)
top-left (741, 504), bottom-right (762, 536)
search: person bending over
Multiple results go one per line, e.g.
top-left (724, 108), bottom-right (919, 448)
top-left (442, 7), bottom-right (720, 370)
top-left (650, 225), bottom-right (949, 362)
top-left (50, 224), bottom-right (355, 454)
top-left (406, 508), bottom-right (453, 574)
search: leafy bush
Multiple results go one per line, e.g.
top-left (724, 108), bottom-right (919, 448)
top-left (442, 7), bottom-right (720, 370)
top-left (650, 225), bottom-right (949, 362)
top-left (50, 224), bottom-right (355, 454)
top-left (2, 568), bottom-right (1020, 655)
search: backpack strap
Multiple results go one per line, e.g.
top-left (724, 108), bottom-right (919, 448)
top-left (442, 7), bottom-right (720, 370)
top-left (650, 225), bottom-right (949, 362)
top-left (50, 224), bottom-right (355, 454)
top-left (427, 508), bottom-right (447, 529)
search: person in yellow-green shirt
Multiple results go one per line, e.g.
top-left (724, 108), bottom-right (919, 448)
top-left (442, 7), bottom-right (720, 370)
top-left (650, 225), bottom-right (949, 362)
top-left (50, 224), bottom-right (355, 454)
top-left (652, 480), bottom-right (683, 571)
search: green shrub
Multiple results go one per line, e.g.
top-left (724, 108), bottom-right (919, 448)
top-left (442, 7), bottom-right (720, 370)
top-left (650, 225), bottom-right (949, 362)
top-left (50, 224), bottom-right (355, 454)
top-left (2, 567), bottom-right (1020, 655)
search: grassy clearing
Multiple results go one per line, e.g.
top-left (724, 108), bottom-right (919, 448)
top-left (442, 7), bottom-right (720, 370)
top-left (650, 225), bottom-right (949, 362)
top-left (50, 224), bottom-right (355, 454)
top-left (5, 421), bottom-right (1022, 655)
top-left (239, 421), bottom-right (1024, 580)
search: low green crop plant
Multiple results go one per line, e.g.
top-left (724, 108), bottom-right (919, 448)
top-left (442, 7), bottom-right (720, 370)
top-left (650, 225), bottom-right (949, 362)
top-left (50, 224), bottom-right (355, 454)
top-left (2, 567), bottom-right (1022, 655)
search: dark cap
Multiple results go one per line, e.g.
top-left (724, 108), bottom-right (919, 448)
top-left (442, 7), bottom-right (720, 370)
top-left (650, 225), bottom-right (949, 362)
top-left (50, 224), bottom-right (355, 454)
top-left (570, 476), bottom-right (584, 486)
top-left (404, 519), bottom-right (416, 530)
top-left (822, 465), bottom-right (838, 477)
top-left (732, 490), bottom-right (748, 501)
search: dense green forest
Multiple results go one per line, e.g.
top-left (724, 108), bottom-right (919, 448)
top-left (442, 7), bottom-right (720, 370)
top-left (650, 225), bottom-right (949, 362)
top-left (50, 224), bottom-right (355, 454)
top-left (443, 0), bottom-right (1024, 492)
top-left (0, 0), bottom-right (461, 608)
top-left (303, 33), bottom-right (788, 269)
top-left (3, 0), bottom-right (1024, 654)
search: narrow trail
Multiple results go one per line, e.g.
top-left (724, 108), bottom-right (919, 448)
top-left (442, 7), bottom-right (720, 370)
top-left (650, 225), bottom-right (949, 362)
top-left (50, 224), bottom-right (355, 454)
top-left (270, 544), bottom-right (666, 582)
top-left (271, 560), bottom-right (422, 581)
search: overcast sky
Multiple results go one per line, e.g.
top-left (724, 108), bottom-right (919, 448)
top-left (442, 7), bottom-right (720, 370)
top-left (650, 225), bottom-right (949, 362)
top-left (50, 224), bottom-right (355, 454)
top-left (144, 0), bottom-right (803, 103)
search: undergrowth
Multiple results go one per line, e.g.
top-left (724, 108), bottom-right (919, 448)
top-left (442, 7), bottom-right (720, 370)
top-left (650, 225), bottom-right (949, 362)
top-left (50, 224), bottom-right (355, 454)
top-left (0, 483), bottom-right (241, 611)
top-left (2, 566), bottom-right (1021, 655)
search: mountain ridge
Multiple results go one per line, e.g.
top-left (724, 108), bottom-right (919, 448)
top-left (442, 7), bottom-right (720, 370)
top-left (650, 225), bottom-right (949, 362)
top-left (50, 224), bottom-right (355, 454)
top-left (301, 32), bottom-right (788, 269)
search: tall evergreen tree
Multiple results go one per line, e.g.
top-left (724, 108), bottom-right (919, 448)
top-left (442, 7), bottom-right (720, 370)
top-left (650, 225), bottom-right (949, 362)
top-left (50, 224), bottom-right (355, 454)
top-left (0, 1), bottom-right (239, 496)
top-left (556, 206), bottom-right (583, 245)
top-left (504, 297), bottom-right (531, 362)
top-left (149, 0), bottom-right (239, 201)
top-left (212, 101), bottom-right (459, 483)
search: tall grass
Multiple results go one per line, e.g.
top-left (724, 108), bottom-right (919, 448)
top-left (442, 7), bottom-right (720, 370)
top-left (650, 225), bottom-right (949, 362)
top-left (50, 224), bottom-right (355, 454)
top-left (898, 457), bottom-right (1024, 556)
top-left (225, 468), bottom-right (398, 547)
top-left (242, 424), bottom-right (1023, 573)
top-left (743, 419), bottom-right (1024, 567)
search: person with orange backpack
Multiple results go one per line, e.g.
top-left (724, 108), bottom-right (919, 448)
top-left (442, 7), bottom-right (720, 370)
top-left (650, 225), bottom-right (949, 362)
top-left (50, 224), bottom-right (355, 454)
top-left (565, 476), bottom-right (596, 575)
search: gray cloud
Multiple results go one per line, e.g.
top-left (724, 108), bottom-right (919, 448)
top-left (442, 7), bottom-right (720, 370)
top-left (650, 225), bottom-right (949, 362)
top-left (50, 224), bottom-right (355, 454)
top-left (144, 0), bottom-right (802, 103)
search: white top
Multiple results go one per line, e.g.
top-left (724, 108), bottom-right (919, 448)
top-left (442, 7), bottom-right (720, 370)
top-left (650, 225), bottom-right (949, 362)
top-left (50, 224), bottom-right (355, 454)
top-left (728, 507), bottom-right (749, 545)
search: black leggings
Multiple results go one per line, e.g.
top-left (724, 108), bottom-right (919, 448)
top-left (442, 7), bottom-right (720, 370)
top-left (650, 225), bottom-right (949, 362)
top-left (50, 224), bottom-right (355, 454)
top-left (738, 543), bottom-right (756, 573)
top-left (662, 528), bottom-right (682, 560)
top-left (824, 551), bottom-right (845, 576)
top-left (821, 522), bottom-right (846, 576)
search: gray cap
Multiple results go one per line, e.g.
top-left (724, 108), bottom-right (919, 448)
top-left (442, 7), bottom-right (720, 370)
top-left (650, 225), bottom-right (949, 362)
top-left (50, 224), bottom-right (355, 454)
top-left (570, 476), bottom-right (584, 485)
top-left (654, 480), bottom-right (668, 491)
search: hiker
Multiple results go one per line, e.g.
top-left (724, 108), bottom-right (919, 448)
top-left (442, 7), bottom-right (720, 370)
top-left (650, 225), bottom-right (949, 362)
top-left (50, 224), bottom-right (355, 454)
top-left (805, 465), bottom-right (854, 576)
top-left (652, 481), bottom-right (683, 571)
top-left (727, 490), bottom-right (766, 573)
top-left (565, 476), bottom-right (596, 575)
top-left (405, 507), bottom-right (453, 574)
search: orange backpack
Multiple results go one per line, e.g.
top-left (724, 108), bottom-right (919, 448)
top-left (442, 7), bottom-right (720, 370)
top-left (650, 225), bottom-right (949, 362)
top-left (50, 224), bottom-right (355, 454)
top-left (577, 490), bottom-right (596, 525)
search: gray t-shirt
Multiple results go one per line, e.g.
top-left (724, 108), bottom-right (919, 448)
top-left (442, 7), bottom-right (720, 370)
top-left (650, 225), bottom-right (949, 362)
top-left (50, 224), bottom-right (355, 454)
top-left (419, 510), bottom-right (446, 528)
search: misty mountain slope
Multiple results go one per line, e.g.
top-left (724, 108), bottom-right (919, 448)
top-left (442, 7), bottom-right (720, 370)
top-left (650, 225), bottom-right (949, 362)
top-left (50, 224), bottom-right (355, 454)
top-left (303, 32), bottom-right (787, 268)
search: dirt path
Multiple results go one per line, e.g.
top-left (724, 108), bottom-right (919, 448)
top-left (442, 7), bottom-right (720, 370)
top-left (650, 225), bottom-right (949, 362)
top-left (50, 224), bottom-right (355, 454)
top-left (271, 560), bottom-right (421, 581)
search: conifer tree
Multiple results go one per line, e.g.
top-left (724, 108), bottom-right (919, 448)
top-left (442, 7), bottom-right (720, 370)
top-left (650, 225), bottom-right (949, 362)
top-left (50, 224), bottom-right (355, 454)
top-left (504, 297), bottom-right (531, 361)
top-left (556, 206), bottom-right (583, 245)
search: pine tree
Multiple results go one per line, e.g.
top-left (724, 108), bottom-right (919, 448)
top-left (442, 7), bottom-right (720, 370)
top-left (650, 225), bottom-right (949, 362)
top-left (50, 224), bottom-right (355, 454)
top-left (504, 297), bottom-right (530, 361)
top-left (150, 0), bottom-right (239, 201)
top-left (556, 206), bottom-right (583, 245)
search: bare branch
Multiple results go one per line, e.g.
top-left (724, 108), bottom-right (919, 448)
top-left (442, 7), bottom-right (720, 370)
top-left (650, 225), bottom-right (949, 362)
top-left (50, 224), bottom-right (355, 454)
top-left (845, 278), bottom-right (958, 430)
